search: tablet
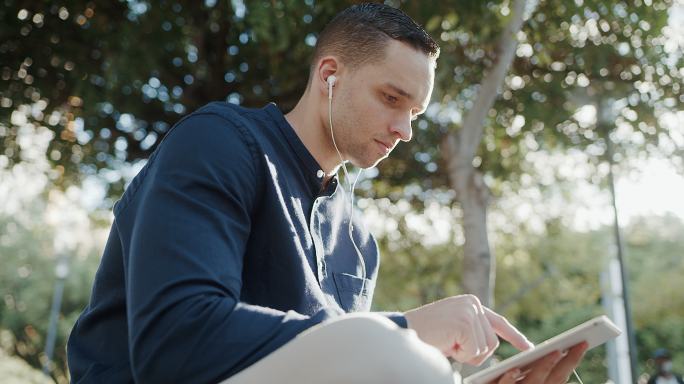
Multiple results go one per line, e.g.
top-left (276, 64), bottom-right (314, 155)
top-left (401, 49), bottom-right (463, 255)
top-left (462, 315), bottom-right (621, 384)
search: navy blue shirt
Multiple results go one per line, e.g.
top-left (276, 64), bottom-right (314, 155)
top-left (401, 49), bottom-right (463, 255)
top-left (67, 102), bottom-right (407, 383)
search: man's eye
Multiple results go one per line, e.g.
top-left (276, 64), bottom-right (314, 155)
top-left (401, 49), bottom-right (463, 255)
top-left (384, 93), bottom-right (398, 104)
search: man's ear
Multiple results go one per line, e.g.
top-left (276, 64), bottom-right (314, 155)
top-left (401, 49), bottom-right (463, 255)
top-left (315, 56), bottom-right (341, 96)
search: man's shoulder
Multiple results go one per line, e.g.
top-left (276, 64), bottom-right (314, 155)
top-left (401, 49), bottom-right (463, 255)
top-left (165, 101), bottom-right (283, 149)
top-left (158, 102), bottom-right (277, 152)
top-left (191, 101), bottom-right (274, 129)
top-left (113, 103), bottom-right (269, 217)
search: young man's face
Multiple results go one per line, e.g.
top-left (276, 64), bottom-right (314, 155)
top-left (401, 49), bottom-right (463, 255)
top-left (332, 39), bottom-right (435, 169)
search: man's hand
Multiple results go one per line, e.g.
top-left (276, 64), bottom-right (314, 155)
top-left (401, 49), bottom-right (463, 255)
top-left (404, 294), bottom-right (590, 383)
top-left (495, 342), bottom-right (589, 383)
top-left (403, 294), bottom-right (534, 365)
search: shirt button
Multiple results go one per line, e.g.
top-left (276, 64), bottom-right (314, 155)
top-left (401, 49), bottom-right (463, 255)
top-left (316, 170), bottom-right (324, 178)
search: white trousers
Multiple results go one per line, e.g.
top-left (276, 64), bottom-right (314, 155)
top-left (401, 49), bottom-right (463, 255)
top-left (222, 313), bottom-right (460, 384)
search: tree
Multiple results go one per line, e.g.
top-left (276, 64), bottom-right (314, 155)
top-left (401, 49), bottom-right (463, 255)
top-left (0, 0), bottom-right (335, 196)
top-left (439, 0), bottom-right (534, 306)
top-left (380, 0), bottom-right (682, 307)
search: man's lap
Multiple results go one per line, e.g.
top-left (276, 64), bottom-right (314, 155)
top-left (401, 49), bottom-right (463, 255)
top-left (222, 312), bottom-right (458, 384)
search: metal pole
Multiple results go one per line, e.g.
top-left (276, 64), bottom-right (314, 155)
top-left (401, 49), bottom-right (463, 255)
top-left (602, 258), bottom-right (635, 383)
top-left (604, 124), bottom-right (639, 383)
top-left (43, 256), bottom-right (69, 377)
top-left (42, 276), bottom-right (65, 376)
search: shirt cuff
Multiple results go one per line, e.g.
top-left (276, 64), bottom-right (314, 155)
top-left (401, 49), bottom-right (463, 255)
top-left (377, 311), bottom-right (408, 329)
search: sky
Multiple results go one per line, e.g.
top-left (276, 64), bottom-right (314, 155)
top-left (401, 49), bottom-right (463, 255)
top-left (613, 157), bottom-right (684, 221)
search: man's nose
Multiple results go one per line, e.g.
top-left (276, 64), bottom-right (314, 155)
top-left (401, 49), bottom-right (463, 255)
top-left (390, 116), bottom-right (412, 142)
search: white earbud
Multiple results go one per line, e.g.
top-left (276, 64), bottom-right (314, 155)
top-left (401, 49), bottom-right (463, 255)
top-left (327, 75), bottom-right (336, 99)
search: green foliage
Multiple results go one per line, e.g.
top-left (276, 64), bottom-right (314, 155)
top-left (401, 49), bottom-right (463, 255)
top-left (493, 214), bottom-right (684, 380)
top-left (0, 0), bottom-right (339, 196)
top-left (371, 201), bottom-right (464, 310)
top-left (379, 0), bottom-right (682, 199)
top-left (626, 214), bottom-right (684, 376)
top-left (3, 1), bottom-right (680, 202)
top-left (0, 213), bottom-right (100, 383)
top-left (372, 204), bottom-right (684, 381)
top-left (0, 348), bottom-right (52, 384)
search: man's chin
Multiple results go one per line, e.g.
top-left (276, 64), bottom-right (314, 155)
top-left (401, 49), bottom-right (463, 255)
top-left (351, 155), bottom-right (386, 169)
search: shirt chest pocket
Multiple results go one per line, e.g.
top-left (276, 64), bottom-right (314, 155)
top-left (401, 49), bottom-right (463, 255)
top-left (332, 272), bottom-right (374, 312)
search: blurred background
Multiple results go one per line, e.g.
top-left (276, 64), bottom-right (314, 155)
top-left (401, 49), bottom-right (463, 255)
top-left (1, 0), bottom-right (683, 383)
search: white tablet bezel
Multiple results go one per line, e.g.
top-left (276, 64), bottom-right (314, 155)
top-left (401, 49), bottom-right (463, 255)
top-left (462, 315), bottom-right (622, 384)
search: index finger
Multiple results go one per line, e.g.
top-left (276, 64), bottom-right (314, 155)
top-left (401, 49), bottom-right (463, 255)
top-left (484, 307), bottom-right (535, 351)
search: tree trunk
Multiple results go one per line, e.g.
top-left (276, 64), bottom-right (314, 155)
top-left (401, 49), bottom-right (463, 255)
top-left (442, 0), bottom-right (532, 307)
top-left (443, 137), bottom-right (494, 305)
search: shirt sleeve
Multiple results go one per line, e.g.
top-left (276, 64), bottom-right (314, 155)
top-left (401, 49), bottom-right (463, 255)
top-left (115, 112), bottom-right (342, 384)
top-left (377, 312), bottom-right (409, 328)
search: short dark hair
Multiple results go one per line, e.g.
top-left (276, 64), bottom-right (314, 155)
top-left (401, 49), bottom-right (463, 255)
top-left (310, 3), bottom-right (439, 78)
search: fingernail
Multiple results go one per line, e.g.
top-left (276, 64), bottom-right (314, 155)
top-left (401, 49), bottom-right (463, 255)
top-left (511, 369), bottom-right (522, 379)
top-left (561, 349), bottom-right (569, 357)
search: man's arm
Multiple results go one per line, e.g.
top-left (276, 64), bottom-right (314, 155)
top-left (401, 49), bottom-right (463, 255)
top-left (116, 113), bottom-right (341, 384)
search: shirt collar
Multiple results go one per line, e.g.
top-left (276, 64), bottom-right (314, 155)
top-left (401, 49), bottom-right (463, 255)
top-left (264, 103), bottom-right (339, 196)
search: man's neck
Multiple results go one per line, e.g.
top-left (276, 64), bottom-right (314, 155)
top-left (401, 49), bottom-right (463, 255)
top-left (284, 91), bottom-right (340, 184)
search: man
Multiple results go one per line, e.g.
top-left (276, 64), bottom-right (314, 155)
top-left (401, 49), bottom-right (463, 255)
top-left (67, 3), bottom-right (587, 383)
top-left (649, 349), bottom-right (684, 384)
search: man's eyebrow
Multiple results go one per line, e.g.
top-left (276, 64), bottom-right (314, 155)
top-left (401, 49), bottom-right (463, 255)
top-left (385, 83), bottom-right (412, 99)
top-left (384, 83), bottom-right (427, 113)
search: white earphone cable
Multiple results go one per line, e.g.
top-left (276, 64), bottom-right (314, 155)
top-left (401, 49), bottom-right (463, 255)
top-left (328, 78), bottom-right (367, 292)
top-left (572, 369), bottom-right (584, 384)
